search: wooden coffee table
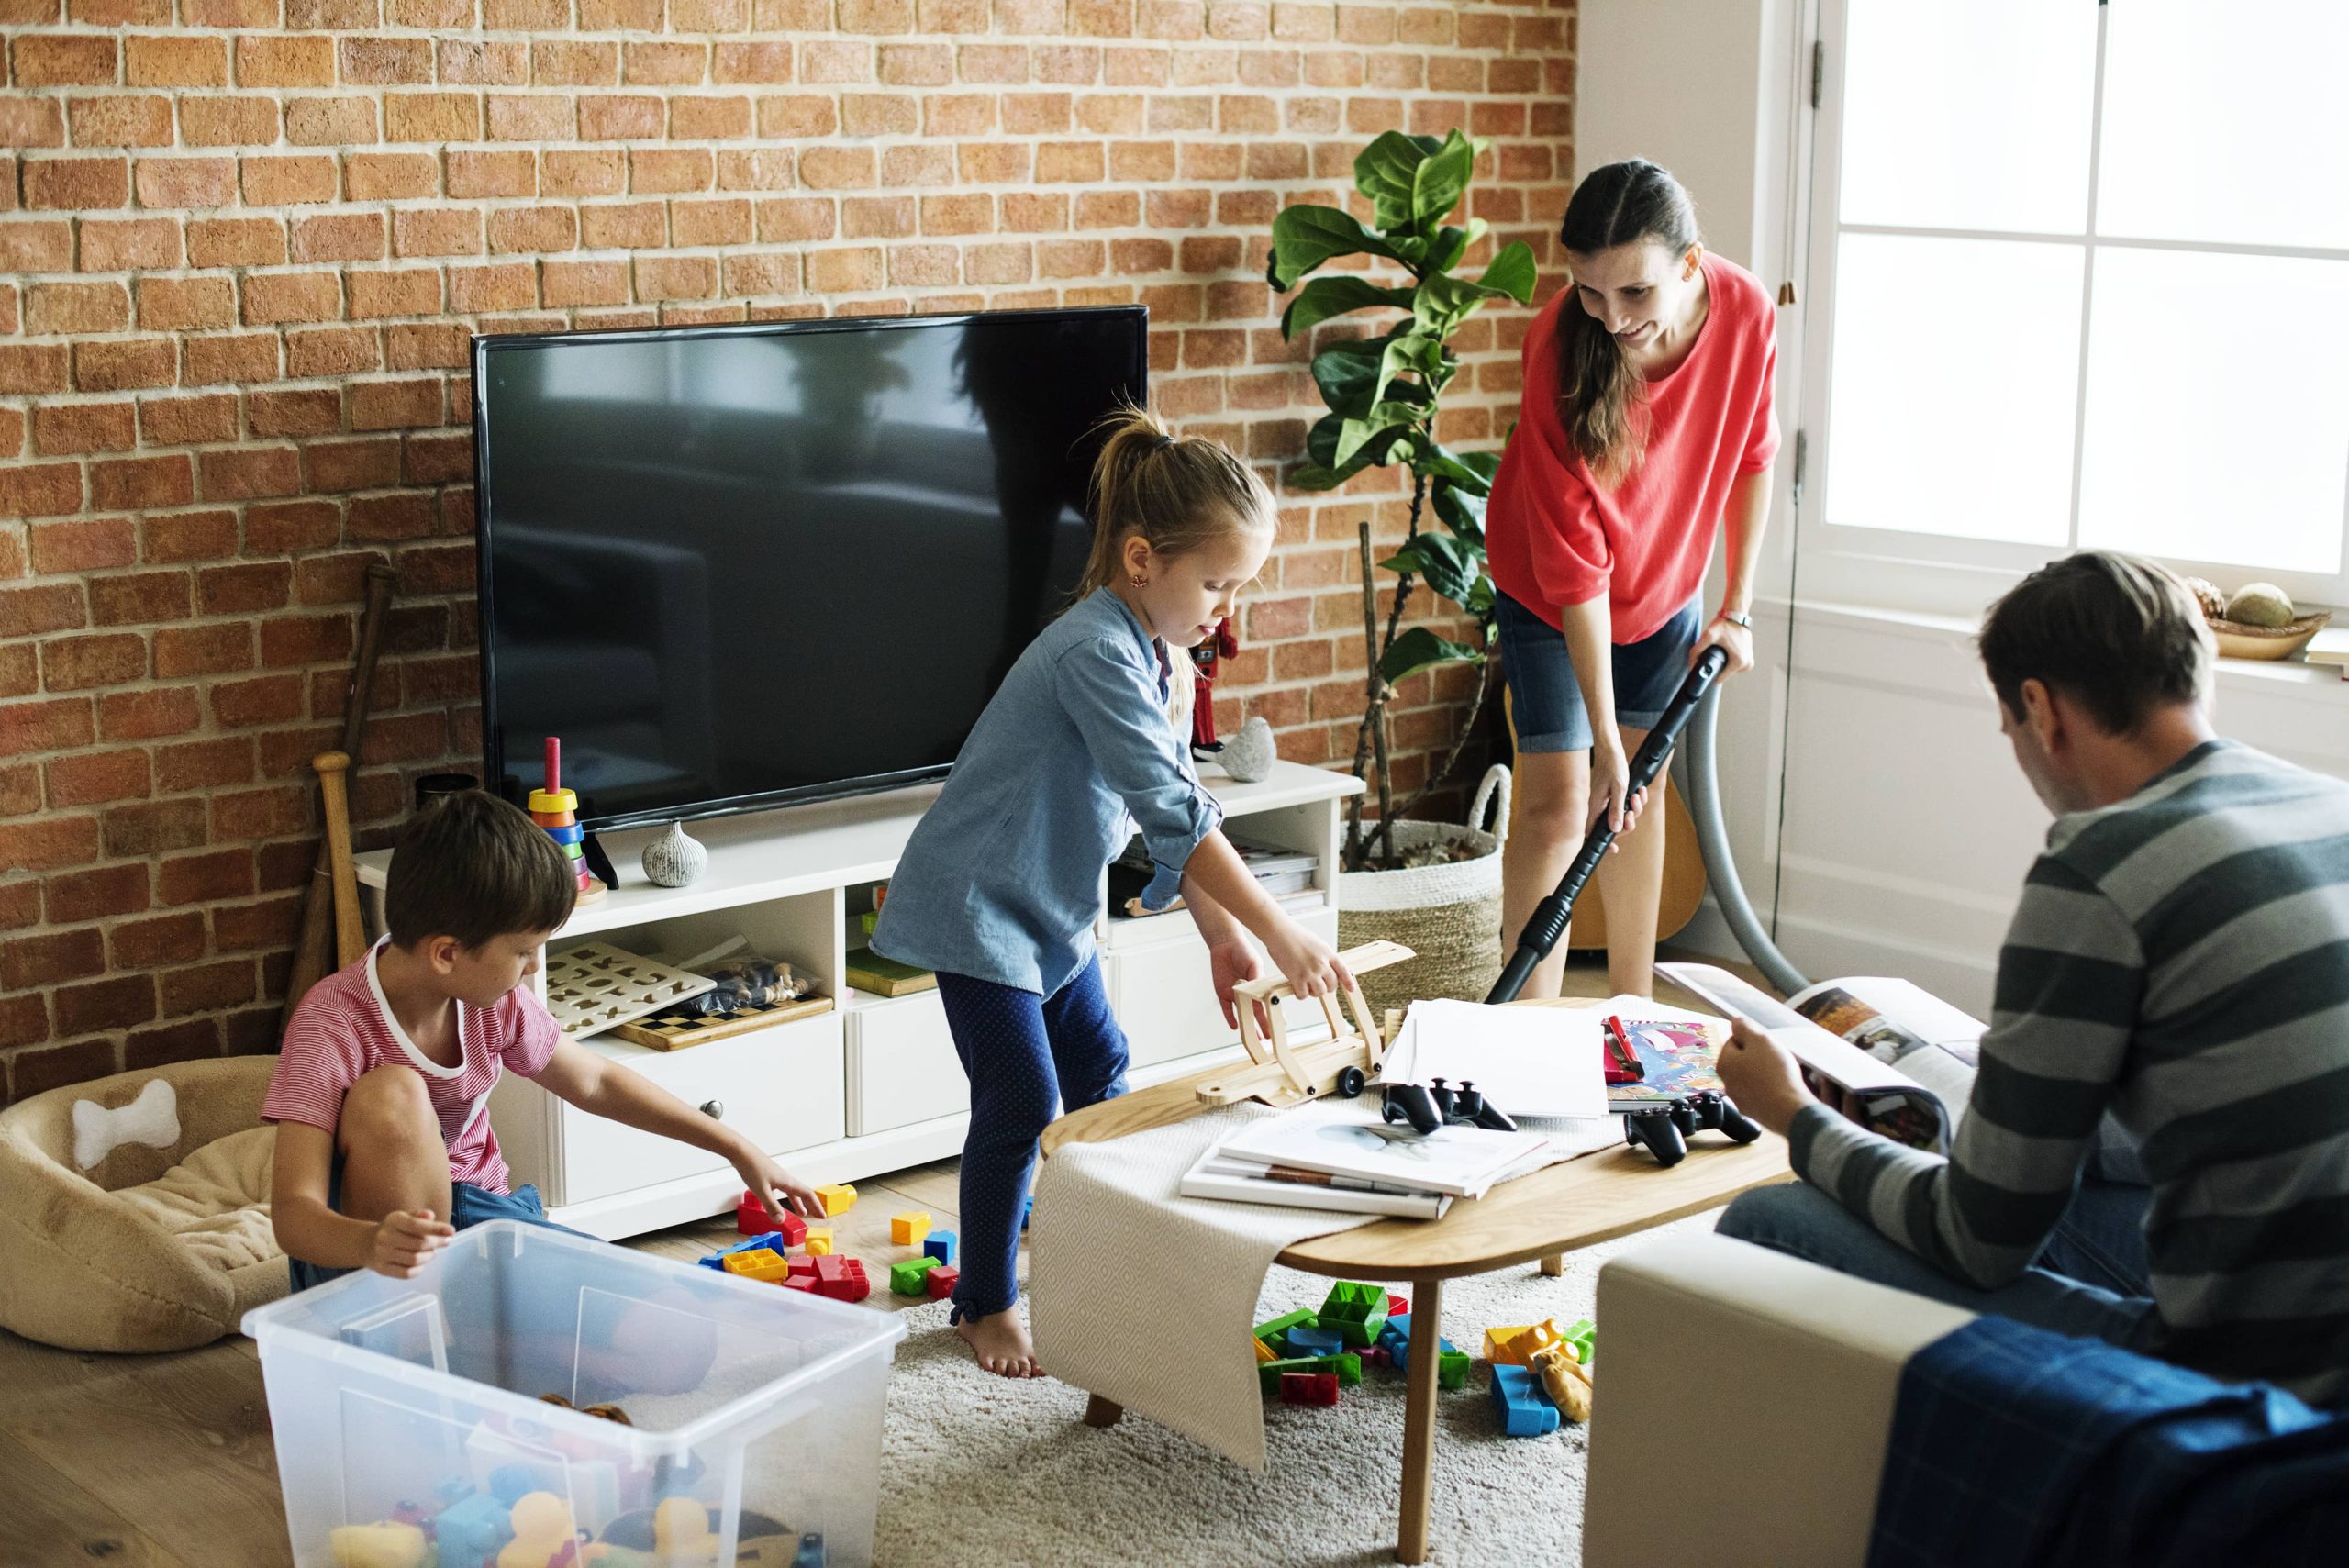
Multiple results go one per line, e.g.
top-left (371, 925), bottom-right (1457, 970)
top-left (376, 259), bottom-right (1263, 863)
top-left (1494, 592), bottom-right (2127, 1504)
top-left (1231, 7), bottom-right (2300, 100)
top-left (1039, 997), bottom-right (1793, 1565)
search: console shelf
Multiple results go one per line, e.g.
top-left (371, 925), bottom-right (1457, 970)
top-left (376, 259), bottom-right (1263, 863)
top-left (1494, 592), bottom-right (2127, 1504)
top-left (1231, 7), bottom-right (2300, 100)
top-left (353, 760), bottom-right (1362, 1239)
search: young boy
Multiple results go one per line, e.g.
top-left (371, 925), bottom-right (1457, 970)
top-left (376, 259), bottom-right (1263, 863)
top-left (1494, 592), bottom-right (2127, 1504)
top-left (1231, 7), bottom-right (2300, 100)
top-left (267, 790), bottom-right (821, 1287)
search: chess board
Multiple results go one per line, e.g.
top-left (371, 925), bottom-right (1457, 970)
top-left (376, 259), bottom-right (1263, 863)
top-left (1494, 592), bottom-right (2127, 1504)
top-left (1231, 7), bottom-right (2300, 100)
top-left (540, 941), bottom-right (717, 1036)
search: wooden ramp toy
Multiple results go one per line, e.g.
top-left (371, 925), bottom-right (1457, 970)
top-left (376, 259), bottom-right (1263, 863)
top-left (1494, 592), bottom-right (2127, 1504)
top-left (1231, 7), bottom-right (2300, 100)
top-left (1194, 940), bottom-right (1413, 1110)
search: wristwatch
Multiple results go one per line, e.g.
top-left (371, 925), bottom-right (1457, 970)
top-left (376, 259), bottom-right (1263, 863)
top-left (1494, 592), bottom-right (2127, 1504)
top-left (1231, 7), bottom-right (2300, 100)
top-left (1717, 609), bottom-right (1753, 629)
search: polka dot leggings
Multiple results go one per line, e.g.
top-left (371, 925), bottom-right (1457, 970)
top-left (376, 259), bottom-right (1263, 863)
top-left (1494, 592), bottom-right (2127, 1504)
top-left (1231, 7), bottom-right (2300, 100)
top-left (934, 956), bottom-right (1129, 1321)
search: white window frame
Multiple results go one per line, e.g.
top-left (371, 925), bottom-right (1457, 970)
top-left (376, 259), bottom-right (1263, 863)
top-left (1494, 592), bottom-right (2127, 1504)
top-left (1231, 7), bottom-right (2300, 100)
top-left (1794, 0), bottom-right (2349, 620)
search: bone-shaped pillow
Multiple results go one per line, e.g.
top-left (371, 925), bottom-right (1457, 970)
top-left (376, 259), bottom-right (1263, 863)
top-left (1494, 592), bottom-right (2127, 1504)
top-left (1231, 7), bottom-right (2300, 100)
top-left (72, 1077), bottom-right (180, 1171)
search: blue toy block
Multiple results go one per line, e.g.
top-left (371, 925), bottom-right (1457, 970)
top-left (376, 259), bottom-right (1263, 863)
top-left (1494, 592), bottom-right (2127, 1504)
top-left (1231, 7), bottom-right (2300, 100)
top-left (1021, 1195), bottom-right (1033, 1231)
top-left (792, 1531), bottom-right (828, 1568)
top-left (1381, 1313), bottom-right (1458, 1374)
top-left (1284, 1325), bottom-right (1346, 1359)
top-left (700, 1230), bottom-right (784, 1269)
top-left (433, 1492), bottom-right (514, 1566)
top-left (1489, 1363), bottom-right (1561, 1437)
top-left (924, 1231), bottom-right (957, 1265)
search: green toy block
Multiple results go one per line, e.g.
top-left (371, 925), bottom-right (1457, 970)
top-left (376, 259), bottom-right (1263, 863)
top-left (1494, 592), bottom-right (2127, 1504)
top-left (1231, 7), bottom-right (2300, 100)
top-left (1318, 1281), bottom-right (1391, 1349)
top-left (1438, 1349), bottom-right (1472, 1390)
top-left (1253, 1308), bottom-right (1316, 1342)
top-left (1563, 1318), bottom-right (1597, 1365)
top-left (1257, 1351), bottom-right (1363, 1396)
top-left (889, 1256), bottom-right (940, 1296)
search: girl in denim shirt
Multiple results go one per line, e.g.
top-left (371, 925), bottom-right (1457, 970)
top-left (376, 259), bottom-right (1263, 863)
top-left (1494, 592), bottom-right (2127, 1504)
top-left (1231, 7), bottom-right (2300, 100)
top-left (873, 406), bottom-right (1350, 1377)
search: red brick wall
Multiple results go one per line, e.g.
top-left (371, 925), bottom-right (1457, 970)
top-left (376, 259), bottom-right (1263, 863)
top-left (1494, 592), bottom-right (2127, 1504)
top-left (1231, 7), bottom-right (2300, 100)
top-left (0, 0), bottom-right (1575, 1101)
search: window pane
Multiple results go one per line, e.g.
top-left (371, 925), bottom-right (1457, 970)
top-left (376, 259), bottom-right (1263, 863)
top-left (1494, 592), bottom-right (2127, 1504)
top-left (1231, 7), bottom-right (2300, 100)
top-left (1839, 0), bottom-right (2098, 234)
top-left (2098, 0), bottom-right (2349, 250)
top-left (1823, 235), bottom-right (2083, 546)
top-left (2077, 249), bottom-right (2349, 573)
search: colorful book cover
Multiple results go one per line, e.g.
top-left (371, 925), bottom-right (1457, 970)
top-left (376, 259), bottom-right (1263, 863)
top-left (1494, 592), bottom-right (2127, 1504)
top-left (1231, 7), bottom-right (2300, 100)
top-left (1606, 1017), bottom-right (1729, 1107)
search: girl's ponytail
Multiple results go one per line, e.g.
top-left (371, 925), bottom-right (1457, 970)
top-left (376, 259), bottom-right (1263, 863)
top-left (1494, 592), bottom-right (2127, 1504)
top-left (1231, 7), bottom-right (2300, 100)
top-left (1075, 402), bottom-right (1275, 601)
top-left (1553, 160), bottom-right (1701, 487)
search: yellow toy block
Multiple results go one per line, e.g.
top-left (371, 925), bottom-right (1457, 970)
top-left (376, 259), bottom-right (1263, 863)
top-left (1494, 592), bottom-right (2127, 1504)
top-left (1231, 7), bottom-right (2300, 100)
top-left (330, 1523), bottom-right (427, 1568)
top-left (722, 1247), bottom-right (789, 1283)
top-left (804, 1228), bottom-right (834, 1255)
top-left (1495, 1319), bottom-right (1564, 1367)
top-left (889, 1210), bottom-right (930, 1246)
top-left (1252, 1337), bottom-right (1279, 1363)
top-left (1482, 1325), bottom-right (1535, 1365)
top-left (816, 1183), bottom-right (857, 1217)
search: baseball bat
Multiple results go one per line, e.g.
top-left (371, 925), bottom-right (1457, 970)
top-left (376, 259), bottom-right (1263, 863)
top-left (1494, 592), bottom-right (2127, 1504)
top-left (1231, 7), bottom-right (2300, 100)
top-left (278, 562), bottom-right (397, 1030)
top-left (313, 751), bottom-right (364, 969)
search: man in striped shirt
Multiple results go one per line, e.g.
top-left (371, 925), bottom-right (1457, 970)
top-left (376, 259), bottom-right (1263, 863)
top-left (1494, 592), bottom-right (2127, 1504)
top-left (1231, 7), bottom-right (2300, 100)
top-left (1715, 550), bottom-right (2349, 1407)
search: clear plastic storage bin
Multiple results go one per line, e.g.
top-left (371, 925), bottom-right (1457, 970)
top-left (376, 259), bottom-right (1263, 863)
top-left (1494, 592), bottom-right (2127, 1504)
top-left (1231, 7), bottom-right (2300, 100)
top-left (243, 1219), bottom-right (904, 1568)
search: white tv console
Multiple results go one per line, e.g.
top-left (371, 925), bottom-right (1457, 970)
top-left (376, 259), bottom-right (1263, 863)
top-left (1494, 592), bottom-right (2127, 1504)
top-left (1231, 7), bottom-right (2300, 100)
top-left (352, 760), bottom-right (1363, 1239)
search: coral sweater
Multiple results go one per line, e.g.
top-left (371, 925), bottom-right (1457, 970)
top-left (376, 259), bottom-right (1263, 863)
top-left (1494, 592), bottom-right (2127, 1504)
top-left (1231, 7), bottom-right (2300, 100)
top-left (1486, 252), bottom-right (1780, 644)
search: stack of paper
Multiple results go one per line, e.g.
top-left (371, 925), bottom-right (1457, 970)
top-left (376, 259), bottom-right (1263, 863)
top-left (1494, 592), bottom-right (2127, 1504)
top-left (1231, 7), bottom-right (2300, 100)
top-left (1378, 999), bottom-right (1609, 1119)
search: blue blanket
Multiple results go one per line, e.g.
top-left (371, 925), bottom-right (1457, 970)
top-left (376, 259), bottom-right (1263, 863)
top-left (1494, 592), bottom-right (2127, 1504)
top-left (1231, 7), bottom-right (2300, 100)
top-left (1867, 1315), bottom-right (2349, 1568)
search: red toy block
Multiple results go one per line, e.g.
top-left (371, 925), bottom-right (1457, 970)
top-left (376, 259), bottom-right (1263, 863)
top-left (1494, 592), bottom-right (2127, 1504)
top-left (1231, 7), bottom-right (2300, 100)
top-left (924, 1264), bottom-right (960, 1300)
top-left (1279, 1372), bottom-right (1341, 1407)
top-left (812, 1253), bottom-right (870, 1303)
top-left (780, 1273), bottom-right (816, 1292)
top-left (787, 1254), bottom-right (818, 1278)
top-left (737, 1190), bottom-right (812, 1245)
top-left (1387, 1293), bottom-right (1408, 1318)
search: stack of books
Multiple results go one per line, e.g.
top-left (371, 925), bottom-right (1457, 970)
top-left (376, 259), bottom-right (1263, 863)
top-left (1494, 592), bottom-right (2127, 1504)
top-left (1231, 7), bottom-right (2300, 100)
top-left (1108, 833), bottom-right (1319, 917)
top-left (1180, 1100), bottom-right (1552, 1219)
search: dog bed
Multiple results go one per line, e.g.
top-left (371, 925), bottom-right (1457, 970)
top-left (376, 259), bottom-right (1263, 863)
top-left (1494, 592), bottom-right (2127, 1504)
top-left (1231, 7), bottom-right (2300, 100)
top-left (0, 1055), bottom-right (288, 1353)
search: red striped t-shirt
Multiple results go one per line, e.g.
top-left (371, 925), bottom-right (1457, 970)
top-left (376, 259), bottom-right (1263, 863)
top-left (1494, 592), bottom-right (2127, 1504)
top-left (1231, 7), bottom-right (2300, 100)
top-left (262, 939), bottom-right (562, 1195)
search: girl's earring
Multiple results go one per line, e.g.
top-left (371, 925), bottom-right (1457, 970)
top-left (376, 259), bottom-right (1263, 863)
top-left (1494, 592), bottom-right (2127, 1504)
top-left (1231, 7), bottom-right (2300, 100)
top-left (1130, 574), bottom-right (1147, 587)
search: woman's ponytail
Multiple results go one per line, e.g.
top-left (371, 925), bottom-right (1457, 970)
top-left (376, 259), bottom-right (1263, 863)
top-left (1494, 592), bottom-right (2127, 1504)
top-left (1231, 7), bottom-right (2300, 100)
top-left (1554, 160), bottom-right (1701, 487)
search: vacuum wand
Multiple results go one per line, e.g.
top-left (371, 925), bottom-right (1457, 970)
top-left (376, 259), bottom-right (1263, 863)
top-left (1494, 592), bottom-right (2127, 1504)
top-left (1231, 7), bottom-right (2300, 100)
top-left (1486, 645), bottom-right (1731, 1005)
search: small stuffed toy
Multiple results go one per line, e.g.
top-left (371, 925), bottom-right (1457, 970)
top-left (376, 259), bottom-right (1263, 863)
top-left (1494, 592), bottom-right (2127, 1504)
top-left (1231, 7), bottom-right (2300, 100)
top-left (1531, 1340), bottom-right (1594, 1423)
top-left (72, 1076), bottom-right (179, 1171)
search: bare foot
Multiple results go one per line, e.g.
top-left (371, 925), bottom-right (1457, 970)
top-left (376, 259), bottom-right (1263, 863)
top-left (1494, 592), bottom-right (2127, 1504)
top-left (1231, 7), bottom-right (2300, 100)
top-left (955, 1308), bottom-right (1044, 1378)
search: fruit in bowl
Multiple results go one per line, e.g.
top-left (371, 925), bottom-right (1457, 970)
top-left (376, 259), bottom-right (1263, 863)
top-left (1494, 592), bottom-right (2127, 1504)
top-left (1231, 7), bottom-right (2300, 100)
top-left (2222, 583), bottom-right (2296, 628)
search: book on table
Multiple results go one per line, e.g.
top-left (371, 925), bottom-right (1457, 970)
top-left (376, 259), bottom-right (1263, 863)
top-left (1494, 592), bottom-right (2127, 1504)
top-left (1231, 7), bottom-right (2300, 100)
top-left (1214, 1099), bottom-right (1551, 1200)
top-left (1177, 1146), bottom-right (1453, 1218)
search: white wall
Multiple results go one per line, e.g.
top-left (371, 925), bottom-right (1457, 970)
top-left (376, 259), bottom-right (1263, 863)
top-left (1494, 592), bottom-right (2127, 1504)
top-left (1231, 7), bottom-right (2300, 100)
top-left (1578, 4), bottom-right (2349, 1018)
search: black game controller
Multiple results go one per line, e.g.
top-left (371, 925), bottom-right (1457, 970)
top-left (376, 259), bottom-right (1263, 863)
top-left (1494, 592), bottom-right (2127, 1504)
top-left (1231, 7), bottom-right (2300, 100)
top-left (1621, 1090), bottom-right (1763, 1167)
top-left (1380, 1077), bottom-right (1520, 1136)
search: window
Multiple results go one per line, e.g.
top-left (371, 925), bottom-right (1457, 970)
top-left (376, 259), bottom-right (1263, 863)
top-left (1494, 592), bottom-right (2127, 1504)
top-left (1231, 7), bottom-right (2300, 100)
top-left (1800, 0), bottom-right (2349, 614)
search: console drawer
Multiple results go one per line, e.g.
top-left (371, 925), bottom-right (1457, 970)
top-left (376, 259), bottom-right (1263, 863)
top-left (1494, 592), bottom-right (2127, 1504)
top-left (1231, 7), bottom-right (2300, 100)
top-left (560, 1012), bottom-right (845, 1204)
top-left (1108, 904), bottom-right (1341, 1070)
top-left (845, 991), bottom-right (969, 1136)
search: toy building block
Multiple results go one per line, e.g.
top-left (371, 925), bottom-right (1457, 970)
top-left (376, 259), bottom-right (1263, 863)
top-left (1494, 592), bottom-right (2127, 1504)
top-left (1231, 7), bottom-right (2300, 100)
top-left (791, 1531), bottom-right (828, 1568)
top-left (812, 1253), bottom-right (870, 1303)
top-left (889, 1210), bottom-right (930, 1246)
top-left (1495, 1319), bottom-right (1565, 1368)
top-left (889, 1256), bottom-right (940, 1296)
top-left (1318, 1281), bottom-right (1390, 1348)
top-left (722, 1247), bottom-right (790, 1284)
top-left (923, 1230), bottom-right (957, 1265)
top-left (1562, 1318), bottom-right (1597, 1365)
top-left (1279, 1372), bottom-right (1341, 1407)
top-left (1361, 1345), bottom-right (1389, 1369)
top-left (1387, 1292), bottom-right (1409, 1318)
top-left (1488, 1363), bottom-right (1562, 1438)
top-left (1530, 1341), bottom-right (1594, 1423)
top-left (735, 1190), bottom-right (770, 1236)
top-left (815, 1183), bottom-right (857, 1217)
top-left (787, 1254), bottom-right (818, 1277)
top-left (701, 1231), bottom-right (781, 1269)
top-left (329, 1522), bottom-right (427, 1568)
top-left (1252, 1336), bottom-right (1280, 1364)
top-left (1383, 1316), bottom-right (1460, 1375)
top-left (924, 1263), bottom-right (959, 1301)
top-left (1253, 1308), bottom-right (1316, 1342)
top-left (804, 1228), bottom-right (834, 1256)
top-left (1258, 1352), bottom-right (1361, 1396)
top-left (433, 1493), bottom-right (514, 1567)
top-left (1438, 1349), bottom-right (1473, 1390)
top-left (1284, 1325), bottom-right (1346, 1360)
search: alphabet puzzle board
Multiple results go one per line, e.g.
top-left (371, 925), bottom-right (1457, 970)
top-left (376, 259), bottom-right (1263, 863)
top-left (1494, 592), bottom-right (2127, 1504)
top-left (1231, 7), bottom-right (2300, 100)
top-left (541, 942), bottom-right (717, 1037)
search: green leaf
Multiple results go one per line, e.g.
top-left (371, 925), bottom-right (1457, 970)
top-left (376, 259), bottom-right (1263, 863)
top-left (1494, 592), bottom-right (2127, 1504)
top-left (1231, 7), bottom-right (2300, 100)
top-left (1334, 403), bottom-right (1420, 466)
top-left (1475, 239), bottom-right (1539, 305)
top-left (1306, 411), bottom-right (1404, 481)
top-left (1286, 462), bottom-right (1353, 492)
top-left (1280, 274), bottom-right (1418, 338)
top-left (1354, 132), bottom-right (1442, 230)
top-left (1381, 530), bottom-right (1479, 605)
top-left (1379, 626), bottom-right (1484, 686)
top-left (1410, 240), bottom-right (1542, 332)
top-left (1417, 442), bottom-right (1486, 488)
top-left (1409, 130), bottom-right (1482, 228)
top-left (1457, 449), bottom-right (1503, 485)
top-left (1425, 217), bottom-right (1488, 277)
top-left (1309, 338), bottom-right (1385, 417)
top-left (1368, 328), bottom-right (1441, 410)
top-left (1267, 204), bottom-right (1402, 292)
top-left (1431, 479), bottom-right (1488, 540)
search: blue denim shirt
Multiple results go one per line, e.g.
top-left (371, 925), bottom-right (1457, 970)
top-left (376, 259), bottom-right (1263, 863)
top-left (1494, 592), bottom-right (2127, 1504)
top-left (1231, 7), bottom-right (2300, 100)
top-left (871, 588), bottom-right (1224, 996)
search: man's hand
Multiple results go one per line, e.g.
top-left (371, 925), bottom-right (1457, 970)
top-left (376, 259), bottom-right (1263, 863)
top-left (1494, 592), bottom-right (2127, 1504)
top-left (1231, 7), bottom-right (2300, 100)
top-left (1206, 937), bottom-right (1274, 1036)
top-left (736, 1150), bottom-right (824, 1228)
top-left (1714, 1018), bottom-right (1817, 1138)
top-left (370, 1208), bottom-right (455, 1279)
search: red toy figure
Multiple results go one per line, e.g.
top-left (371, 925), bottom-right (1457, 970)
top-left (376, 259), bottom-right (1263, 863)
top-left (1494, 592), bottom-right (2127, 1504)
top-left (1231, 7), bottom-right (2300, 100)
top-left (1190, 616), bottom-right (1239, 754)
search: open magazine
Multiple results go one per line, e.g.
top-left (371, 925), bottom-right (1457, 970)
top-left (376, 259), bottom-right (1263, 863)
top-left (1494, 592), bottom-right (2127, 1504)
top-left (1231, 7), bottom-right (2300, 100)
top-left (1658, 962), bottom-right (1986, 1154)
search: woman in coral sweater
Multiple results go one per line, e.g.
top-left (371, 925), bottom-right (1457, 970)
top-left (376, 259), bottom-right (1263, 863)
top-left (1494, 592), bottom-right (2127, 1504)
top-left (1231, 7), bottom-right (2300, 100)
top-left (1486, 160), bottom-right (1779, 999)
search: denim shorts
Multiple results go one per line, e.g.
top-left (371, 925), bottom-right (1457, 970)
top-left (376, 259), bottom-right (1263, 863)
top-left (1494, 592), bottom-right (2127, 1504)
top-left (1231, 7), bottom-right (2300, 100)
top-left (1496, 591), bottom-right (1704, 752)
top-left (287, 1153), bottom-right (586, 1293)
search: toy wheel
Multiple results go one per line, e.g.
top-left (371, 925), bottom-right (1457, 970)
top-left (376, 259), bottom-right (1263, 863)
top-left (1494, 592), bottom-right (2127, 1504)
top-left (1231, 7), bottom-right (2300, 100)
top-left (1333, 1065), bottom-right (1366, 1099)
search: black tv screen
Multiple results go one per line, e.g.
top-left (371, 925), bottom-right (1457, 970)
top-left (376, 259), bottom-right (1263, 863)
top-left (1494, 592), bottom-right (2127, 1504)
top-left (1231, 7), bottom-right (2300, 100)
top-left (473, 306), bottom-right (1147, 830)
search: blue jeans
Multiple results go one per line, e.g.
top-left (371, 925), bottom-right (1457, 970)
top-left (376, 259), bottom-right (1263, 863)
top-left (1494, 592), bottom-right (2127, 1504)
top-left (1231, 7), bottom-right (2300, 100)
top-left (1716, 1173), bottom-right (2158, 1349)
top-left (287, 1155), bottom-right (586, 1293)
top-left (936, 955), bottom-right (1129, 1320)
top-left (1497, 590), bottom-right (1704, 751)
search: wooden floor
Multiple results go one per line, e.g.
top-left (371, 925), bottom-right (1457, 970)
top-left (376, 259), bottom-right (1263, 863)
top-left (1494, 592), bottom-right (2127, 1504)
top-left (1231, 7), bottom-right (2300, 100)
top-left (0, 951), bottom-right (1748, 1567)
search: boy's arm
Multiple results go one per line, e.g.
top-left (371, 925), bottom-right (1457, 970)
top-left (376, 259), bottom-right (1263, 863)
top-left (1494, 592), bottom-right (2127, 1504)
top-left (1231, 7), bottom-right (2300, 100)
top-left (529, 1038), bottom-right (824, 1225)
top-left (270, 1120), bottom-right (453, 1278)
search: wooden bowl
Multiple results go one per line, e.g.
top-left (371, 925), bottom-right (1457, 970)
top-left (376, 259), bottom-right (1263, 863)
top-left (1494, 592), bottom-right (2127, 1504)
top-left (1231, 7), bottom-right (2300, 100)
top-left (2208, 607), bottom-right (2332, 662)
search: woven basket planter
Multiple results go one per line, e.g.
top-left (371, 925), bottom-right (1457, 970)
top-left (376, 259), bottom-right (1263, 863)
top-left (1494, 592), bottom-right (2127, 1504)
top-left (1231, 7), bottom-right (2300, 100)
top-left (1337, 763), bottom-right (1510, 1018)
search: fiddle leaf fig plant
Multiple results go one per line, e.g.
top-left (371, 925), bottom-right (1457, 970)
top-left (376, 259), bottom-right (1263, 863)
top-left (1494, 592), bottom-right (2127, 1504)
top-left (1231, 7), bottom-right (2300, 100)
top-left (1266, 128), bottom-right (1535, 870)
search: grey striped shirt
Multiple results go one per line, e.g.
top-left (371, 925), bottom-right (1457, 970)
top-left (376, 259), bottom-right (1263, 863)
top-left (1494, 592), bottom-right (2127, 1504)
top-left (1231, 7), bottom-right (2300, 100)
top-left (1792, 740), bottom-right (2349, 1407)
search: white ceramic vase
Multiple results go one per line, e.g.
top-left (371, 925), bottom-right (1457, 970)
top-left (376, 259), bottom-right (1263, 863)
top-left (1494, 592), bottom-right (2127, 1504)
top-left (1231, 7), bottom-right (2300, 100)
top-left (640, 820), bottom-right (707, 888)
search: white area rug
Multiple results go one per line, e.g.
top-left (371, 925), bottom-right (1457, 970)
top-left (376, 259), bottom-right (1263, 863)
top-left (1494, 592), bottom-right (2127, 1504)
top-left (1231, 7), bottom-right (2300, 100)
top-left (873, 1213), bottom-right (1717, 1568)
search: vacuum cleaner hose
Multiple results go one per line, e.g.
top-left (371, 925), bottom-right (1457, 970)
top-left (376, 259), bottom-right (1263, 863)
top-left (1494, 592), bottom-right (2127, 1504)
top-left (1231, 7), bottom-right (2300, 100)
top-left (1677, 673), bottom-right (1809, 997)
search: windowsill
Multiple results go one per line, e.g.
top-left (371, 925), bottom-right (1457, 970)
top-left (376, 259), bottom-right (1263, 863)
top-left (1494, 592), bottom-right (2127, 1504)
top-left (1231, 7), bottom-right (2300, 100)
top-left (1764, 596), bottom-right (2345, 699)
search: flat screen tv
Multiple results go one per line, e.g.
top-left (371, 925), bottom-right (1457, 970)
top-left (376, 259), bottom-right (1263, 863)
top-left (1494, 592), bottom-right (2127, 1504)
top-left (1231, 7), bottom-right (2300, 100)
top-left (473, 306), bottom-right (1148, 831)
